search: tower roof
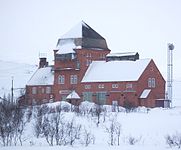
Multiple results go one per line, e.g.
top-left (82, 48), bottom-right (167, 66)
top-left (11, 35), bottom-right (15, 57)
top-left (56, 21), bottom-right (109, 54)
top-left (61, 21), bottom-right (105, 39)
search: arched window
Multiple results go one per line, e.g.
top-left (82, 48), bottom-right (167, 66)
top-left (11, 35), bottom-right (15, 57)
top-left (148, 78), bottom-right (156, 88)
top-left (58, 75), bottom-right (65, 84)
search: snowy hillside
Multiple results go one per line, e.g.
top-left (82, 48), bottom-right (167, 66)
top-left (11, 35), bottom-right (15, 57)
top-left (0, 60), bottom-right (37, 99)
top-left (0, 101), bottom-right (181, 150)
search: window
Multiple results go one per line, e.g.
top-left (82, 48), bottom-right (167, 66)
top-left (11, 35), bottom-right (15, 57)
top-left (76, 61), bottom-right (80, 69)
top-left (86, 53), bottom-right (91, 58)
top-left (86, 59), bottom-right (92, 66)
top-left (46, 87), bottom-right (51, 94)
top-left (100, 53), bottom-right (105, 59)
top-left (148, 78), bottom-right (156, 88)
top-left (85, 85), bottom-right (91, 89)
top-left (83, 92), bottom-right (93, 101)
top-left (96, 92), bottom-right (107, 105)
top-left (61, 95), bottom-right (67, 101)
top-left (58, 75), bottom-right (65, 84)
top-left (151, 78), bottom-right (156, 88)
top-left (98, 84), bottom-right (104, 89)
top-left (126, 83), bottom-right (132, 89)
top-left (112, 84), bottom-right (118, 88)
top-left (148, 78), bottom-right (152, 87)
top-left (41, 88), bottom-right (45, 94)
top-left (32, 87), bottom-right (37, 94)
top-left (70, 75), bottom-right (77, 84)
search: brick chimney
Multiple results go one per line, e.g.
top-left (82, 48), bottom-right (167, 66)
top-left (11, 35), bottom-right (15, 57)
top-left (39, 57), bottom-right (48, 68)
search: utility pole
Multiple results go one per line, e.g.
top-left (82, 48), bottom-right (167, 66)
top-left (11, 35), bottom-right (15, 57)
top-left (11, 76), bottom-right (14, 104)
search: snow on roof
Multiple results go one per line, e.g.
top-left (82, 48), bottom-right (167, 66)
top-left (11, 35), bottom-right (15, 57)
top-left (56, 39), bottom-right (77, 54)
top-left (66, 91), bottom-right (80, 100)
top-left (61, 21), bottom-right (89, 39)
top-left (107, 52), bottom-right (138, 57)
top-left (140, 89), bottom-right (151, 98)
top-left (82, 59), bottom-right (151, 82)
top-left (27, 66), bottom-right (54, 85)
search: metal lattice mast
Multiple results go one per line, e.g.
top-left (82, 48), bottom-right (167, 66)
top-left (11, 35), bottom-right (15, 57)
top-left (167, 43), bottom-right (174, 107)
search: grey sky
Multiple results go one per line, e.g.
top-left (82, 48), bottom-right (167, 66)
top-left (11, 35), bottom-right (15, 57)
top-left (0, 0), bottom-right (181, 79)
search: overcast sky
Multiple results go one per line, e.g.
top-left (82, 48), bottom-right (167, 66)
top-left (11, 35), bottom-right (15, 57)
top-left (0, 0), bottom-right (181, 79)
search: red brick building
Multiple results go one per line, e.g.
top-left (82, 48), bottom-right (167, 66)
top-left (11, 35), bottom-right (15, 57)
top-left (24, 21), bottom-right (168, 108)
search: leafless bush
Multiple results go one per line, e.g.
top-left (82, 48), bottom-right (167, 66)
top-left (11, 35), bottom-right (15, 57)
top-left (106, 115), bottom-right (121, 146)
top-left (127, 136), bottom-right (142, 145)
top-left (0, 102), bottom-right (25, 146)
top-left (82, 129), bottom-right (95, 146)
top-left (165, 133), bottom-right (181, 148)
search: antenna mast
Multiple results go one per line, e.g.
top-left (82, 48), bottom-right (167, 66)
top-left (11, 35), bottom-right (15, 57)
top-left (167, 43), bottom-right (174, 107)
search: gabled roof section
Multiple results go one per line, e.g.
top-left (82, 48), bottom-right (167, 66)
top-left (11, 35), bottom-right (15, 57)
top-left (81, 59), bottom-right (151, 82)
top-left (27, 66), bottom-right (54, 85)
top-left (56, 21), bottom-right (109, 54)
top-left (66, 91), bottom-right (80, 100)
top-left (61, 21), bottom-right (105, 39)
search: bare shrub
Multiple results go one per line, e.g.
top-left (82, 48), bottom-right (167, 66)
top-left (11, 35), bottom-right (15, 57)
top-left (127, 136), bottom-right (142, 145)
top-left (82, 129), bottom-right (95, 146)
top-left (165, 133), bottom-right (181, 148)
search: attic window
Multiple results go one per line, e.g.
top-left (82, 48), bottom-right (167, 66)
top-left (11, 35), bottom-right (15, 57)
top-left (148, 78), bottom-right (155, 88)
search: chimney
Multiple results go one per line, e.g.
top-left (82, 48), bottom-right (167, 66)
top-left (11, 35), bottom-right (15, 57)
top-left (39, 57), bottom-right (48, 68)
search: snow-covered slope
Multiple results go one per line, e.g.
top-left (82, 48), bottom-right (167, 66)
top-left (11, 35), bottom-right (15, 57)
top-left (0, 60), bottom-right (37, 99)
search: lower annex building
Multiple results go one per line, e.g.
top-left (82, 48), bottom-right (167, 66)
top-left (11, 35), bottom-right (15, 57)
top-left (21, 21), bottom-right (169, 108)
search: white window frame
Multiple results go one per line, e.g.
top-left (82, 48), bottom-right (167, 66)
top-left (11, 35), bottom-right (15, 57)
top-left (70, 75), bottom-right (77, 84)
top-left (148, 78), bottom-right (156, 88)
top-left (112, 84), bottom-right (118, 88)
top-left (126, 83), bottom-right (133, 89)
top-left (85, 85), bottom-right (91, 89)
top-left (58, 75), bottom-right (65, 84)
top-left (151, 78), bottom-right (156, 88)
top-left (98, 84), bottom-right (104, 89)
top-left (86, 59), bottom-right (92, 66)
top-left (148, 78), bottom-right (152, 87)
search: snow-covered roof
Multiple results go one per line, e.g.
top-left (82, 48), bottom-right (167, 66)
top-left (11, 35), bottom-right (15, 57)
top-left (56, 39), bottom-right (77, 54)
top-left (27, 66), bottom-right (54, 86)
top-left (61, 21), bottom-right (89, 39)
top-left (66, 91), bottom-right (80, 100)
top-left (55, 21), bottom-right (108, 55)
top-left (107, 52), bottom-right (138, 57)
top-left (82, 59), bottom-right (151, 82)
top-left (140, 89), bottom-right (151, 98)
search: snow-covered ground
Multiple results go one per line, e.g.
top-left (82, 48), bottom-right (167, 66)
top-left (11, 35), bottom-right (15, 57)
top-left (1, 101), bottom-right (181, 150)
